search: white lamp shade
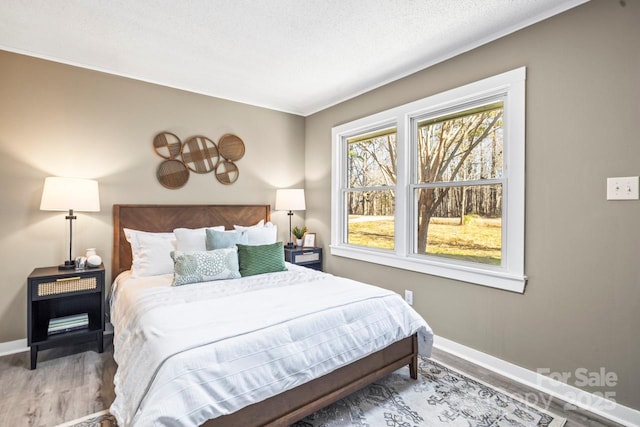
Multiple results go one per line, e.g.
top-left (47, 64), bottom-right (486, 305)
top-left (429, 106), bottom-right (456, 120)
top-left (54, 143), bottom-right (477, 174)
top-left (275, 189), bottom-right (306, 211)
top-left (40, 177), bottom-right (101, 212)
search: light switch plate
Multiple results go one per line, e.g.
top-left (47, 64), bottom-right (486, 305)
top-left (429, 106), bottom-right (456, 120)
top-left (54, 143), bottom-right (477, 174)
top-left (607, 176), bottom-right (639, 200)
top-left (404, 289), bottom-right (413, 305)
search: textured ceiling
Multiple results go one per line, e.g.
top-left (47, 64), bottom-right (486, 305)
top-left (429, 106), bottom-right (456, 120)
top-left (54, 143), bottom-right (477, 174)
top-left (0, 0), bottom-right (588, 115)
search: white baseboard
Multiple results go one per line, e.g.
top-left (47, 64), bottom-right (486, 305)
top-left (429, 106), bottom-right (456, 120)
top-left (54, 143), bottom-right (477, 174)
top-left (0, 338), bottom-right (28, 357)
top-left (433, 335), bottom-right (640, 427)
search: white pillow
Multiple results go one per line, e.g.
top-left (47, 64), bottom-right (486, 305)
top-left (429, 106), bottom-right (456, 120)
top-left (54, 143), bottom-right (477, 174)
top-left (174, 226), bottom-right (225, 252)
top-left (233, 219), bottom-right (265, 231)
top-left (233, 221), bottom-right (277, 245)
top-left (123, 228), bottom-right (175, 277)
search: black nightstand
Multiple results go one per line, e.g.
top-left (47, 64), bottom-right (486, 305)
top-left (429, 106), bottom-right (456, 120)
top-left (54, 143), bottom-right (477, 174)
top-left (284, 247), bottom-right (323, 271)
top-left (27, 265), bottom-right (105, 369)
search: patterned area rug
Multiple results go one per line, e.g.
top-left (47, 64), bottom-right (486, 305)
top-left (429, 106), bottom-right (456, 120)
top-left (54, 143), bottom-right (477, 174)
top-left (57, 357), bottom-right (565, 427)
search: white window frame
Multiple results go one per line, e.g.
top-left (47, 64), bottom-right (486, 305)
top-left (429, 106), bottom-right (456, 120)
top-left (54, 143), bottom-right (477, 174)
top-left (331, 67), bottom-right (526, 293)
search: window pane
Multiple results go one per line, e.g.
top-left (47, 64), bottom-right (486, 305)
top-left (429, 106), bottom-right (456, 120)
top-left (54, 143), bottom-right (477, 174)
top-left (415, 185), bottom-right (502, 265)
top-left (417, 102), bottom-right (503, 183)
top-left (348, 129), bottom-right (397, 188)
top-left (347, 190), bottom-right (395, 250)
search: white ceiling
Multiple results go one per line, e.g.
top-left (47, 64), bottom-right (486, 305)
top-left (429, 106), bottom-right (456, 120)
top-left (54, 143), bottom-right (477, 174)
top-left (0, 0), bottom-right (587, 116)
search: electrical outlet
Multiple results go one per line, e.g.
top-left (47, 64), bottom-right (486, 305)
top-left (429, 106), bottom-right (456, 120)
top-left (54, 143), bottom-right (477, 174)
top-left (607, 176), bottom-right (639, 200)
top-left (404, 290), bottom-right (413, 305)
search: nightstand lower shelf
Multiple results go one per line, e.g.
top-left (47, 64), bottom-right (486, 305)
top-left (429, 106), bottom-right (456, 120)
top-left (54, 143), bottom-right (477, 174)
top-left (27, 265), bottom-right (105, 369)
top-left (30, 328), bottom-right (104, 369)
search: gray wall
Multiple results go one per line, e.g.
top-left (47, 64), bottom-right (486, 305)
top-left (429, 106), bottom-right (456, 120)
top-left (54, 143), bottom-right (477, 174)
top-left (305, 0), bottom-right (640, 409)
top-left (0, 51), bottom-right (305, 343)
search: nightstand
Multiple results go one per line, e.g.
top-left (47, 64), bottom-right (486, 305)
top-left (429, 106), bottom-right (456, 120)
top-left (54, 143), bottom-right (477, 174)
top-left (284, 247), bottom-right (323, 271)
top-left (27, 265), bottom-right (105, 369)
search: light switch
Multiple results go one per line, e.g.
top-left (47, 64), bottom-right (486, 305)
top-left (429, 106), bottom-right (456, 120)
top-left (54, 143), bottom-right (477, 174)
top-left (606, 176), bottom-right (639, 200)
top-left (404, 290), bottom-right (413, 305)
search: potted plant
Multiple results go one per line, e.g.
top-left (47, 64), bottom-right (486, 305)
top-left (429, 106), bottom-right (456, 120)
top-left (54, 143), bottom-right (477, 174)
top-left (292, 226), bottom-right (307, 247)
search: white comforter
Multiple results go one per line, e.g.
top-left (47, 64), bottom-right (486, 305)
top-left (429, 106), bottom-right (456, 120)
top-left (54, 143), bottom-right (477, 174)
top-left (110, 264), bottom-right (433, 427)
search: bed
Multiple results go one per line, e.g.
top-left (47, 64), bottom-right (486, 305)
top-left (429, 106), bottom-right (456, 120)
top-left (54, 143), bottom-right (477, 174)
top-left (110, 204), bottom-right (433, 426)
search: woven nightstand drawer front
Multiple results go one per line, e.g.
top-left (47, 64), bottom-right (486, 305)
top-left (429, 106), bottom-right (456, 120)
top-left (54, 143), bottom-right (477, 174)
top-left (38, 276), bottom-right (97, 296)
top-left (294, 252), bottom-right (320, 263)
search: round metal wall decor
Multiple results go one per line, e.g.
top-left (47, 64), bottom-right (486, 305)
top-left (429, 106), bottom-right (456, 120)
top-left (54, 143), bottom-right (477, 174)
top-left (157, 159), bottom-right (190, 189)
top-left (153, 132), bottom-right (182, 159)
top-left (181, 136), bottom-right (219, 173)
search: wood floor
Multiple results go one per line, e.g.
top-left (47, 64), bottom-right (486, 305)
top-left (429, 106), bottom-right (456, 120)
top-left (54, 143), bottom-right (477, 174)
top-left (0, 338), bottom-right (116, 427)
top-left (0, 335), bottom-right (622, 427)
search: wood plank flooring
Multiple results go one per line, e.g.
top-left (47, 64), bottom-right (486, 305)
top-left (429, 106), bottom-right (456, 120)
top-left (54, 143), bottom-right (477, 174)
top-left (0, 337), bottom-right (116, 427)
top-left (0, 335), bottom-right (622, 427)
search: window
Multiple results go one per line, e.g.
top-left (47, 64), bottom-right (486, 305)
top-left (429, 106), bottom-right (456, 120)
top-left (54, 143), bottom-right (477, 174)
top-left (413, 101), bottom-right (504, 265)
top-left (346, 127), bottom-right (397, 250)
top-left (331, 68), bottom-right (526, 292)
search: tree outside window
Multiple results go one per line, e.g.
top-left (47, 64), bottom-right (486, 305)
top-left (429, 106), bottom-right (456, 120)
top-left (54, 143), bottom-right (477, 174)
top-left (346, 128), bottom-right (396, 250)
top-left (414, 101), bottom-right (504, 265)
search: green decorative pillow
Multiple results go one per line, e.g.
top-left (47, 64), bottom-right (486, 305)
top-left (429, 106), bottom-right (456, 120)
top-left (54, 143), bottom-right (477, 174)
top-left (237, 242), bottom-right (287, 277)
top-left (205, 229), bottom-right (249, 250)
top-left (171, 248), bottom-right (240, 286)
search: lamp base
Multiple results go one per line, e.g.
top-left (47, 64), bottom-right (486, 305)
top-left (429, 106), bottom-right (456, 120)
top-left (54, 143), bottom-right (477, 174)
top-left (284, 242), bottom-right (295, 249)
top-left (58, 260), bottom-right (76, 270)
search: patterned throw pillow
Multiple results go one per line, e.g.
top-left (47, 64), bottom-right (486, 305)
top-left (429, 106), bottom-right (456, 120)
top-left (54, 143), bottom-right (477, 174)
top-left (171, 248), bottom-right (240, 286)
top-left (237, 242), bottom-right (287, 277)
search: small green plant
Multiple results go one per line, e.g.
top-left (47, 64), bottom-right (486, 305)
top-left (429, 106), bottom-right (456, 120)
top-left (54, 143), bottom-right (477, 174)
top-left (292, 226), bottom-right (307, 239)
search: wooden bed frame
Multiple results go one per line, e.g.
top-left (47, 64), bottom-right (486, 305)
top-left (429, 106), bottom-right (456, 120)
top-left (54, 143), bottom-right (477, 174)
top-left (112, 204), bottom-right (418, 427)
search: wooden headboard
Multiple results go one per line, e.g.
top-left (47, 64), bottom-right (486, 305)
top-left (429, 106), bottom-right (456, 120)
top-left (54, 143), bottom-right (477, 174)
top-left (112, 204), bottom-right (271, 277)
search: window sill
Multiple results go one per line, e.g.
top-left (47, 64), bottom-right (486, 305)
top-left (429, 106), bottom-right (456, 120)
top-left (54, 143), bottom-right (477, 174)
top-left (330, 245), bottom-right (526, 293)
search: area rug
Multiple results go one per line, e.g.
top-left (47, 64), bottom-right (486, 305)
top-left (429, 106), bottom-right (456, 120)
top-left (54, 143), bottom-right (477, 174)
top-left (57, 357), bottom-right (565, 427)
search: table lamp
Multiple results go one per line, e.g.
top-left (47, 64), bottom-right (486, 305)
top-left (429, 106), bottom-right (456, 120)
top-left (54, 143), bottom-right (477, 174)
top-left (275, 189), bottom-right (306, 249)
top-left (40, 177), bottom-right (101, 270)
